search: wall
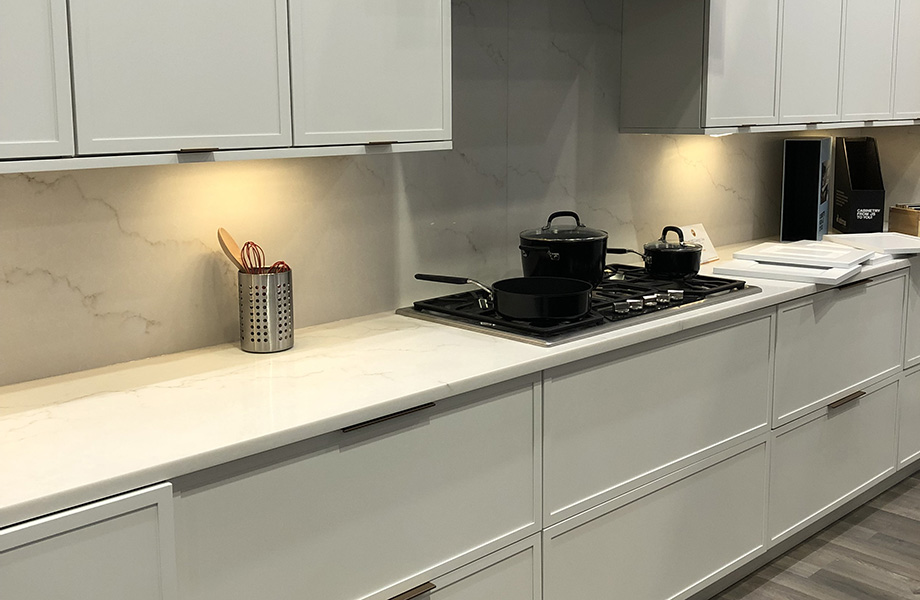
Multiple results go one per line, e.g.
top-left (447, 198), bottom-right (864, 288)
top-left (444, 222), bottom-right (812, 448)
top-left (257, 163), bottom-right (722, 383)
top-left (1, 0), bottom-right (919, 386)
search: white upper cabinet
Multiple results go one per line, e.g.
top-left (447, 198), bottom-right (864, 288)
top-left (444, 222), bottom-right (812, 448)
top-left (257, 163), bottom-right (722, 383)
top-left (68, 0), bottom-right (293, 155)
top-left (704, 0), bottom-right (780, 127)
top-left (894, 0), bottom-right (920, 118)
top-left (779, 0), bottom-right (844, 124)
top-left (289, 0), bottom-right (451, 147)
top-left (840, 0), bottom-right (897, 121)
top-left (0, 0), bottom-right (74, 159)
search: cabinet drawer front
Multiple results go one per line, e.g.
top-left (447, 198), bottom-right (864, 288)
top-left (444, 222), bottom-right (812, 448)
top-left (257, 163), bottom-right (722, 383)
top-left (429, 536), bottom-right (539, 600)
top-left (769, 380), bottom-right (898, 543)
top-left (544, 443), bottom-right (766, 600)
top-left (69, 0), bottom-right (292, 154)
top-left (0, 483), bottom-right (176, 600)
top-left (904, 257), bottom-right (920, 368)
top-left (544, 314), bottom-right (771, 522)
top-left (899, 368), bottom-right (920, 468)
top-left (175, 381), bottom-right (537, 600)
top-left (773, 273), bottom-right (905, 426)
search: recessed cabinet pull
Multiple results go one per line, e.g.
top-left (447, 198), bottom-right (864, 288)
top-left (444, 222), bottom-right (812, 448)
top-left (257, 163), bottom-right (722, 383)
top-left (838, 277), bottom-right (873, 291)
top-left (828, 390), bottom-right (866, 410)
top-left (178, 147), bottom-right (219, 153)
top-left (341, 402), bottom-right (436, 433)
top-left (389, 581), bottom-right (436, 600)
top-left (368, 140), bottom-right (398, 146)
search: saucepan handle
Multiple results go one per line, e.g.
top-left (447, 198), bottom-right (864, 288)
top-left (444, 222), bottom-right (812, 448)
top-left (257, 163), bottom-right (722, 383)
top-left (545, 211), bottom-right (583, 228)
top-left (660, 226), bottom-right (685, 242)
top-left (415, 273), bottom-right (494, 296)
top-left (519, 244), bottom-right (561, 261)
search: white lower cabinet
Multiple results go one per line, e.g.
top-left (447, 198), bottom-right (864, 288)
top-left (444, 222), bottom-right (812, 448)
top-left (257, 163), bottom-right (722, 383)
top-left (0, 483), bottom-right (177, 600)
top-left (544, 312), bottom-right (772, 523)
top-left (543, 440), bottom-right (767, 600)
top-left (173, 378), bottom-right (538, 600)
top-left (898, 367), bottom-right (920, 468)
top-left (769, 379), bottom-right (899, 544)
top-left (427, 535), bottom-right (540, 600)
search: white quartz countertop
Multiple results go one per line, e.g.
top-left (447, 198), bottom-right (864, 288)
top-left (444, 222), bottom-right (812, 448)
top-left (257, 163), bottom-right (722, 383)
top-left (0, 249), bottom-right (910, 528)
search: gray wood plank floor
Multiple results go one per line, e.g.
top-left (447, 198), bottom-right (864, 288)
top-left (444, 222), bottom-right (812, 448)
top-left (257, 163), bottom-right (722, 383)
top-left (712, 471), bottom-right (920, 600)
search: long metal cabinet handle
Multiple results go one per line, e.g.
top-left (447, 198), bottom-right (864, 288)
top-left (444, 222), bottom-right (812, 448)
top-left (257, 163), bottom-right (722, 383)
top-left (828, 390), bottom-right (866, 410)
top-left (341, 402), bottom-right (436, 433)
top-left (389, 582), bottom-right (436, 600)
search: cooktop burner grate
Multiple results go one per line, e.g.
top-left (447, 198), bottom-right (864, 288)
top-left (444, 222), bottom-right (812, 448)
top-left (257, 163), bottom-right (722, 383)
top-left (398, 264), bottom-right (760, 346)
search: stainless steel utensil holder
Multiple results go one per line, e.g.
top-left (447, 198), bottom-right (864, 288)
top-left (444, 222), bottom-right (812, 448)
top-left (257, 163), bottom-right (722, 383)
top-left (238, 270), bottom-right (293, 353)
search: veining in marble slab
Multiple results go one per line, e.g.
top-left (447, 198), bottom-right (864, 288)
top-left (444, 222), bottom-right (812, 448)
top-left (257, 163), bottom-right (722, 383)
top-left (1, 0), bottom-right (920, 386)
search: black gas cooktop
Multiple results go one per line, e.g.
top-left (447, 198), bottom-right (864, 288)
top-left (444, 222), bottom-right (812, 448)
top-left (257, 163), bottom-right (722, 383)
top-left (396, 264), bottom-right (761, 346)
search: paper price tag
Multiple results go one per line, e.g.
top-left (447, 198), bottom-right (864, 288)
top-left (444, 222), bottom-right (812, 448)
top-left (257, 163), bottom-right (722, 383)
top-left (678, 223), bottom-right (719, 264)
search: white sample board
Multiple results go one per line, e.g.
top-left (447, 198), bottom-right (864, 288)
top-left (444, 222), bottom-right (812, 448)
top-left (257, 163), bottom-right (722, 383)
top-left (824, 232), bottom-right (920, 255)
top-left (733, 240), bottom-right (874, 268)
top-left (713, 259), bottom-right (862, 285)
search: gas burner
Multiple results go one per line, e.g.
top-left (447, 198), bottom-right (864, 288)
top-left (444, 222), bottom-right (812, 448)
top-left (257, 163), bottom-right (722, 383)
top-left (397, 264), bottom-right (760, 346)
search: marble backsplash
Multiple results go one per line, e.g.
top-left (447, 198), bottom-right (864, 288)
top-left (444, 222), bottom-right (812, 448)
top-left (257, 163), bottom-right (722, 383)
top-left (2, 0), bottom-right (919, 386)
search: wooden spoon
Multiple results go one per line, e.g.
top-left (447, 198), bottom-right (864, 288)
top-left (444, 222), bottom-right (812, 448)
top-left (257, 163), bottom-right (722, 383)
top-left (217, 227), bottom-right (245, 272)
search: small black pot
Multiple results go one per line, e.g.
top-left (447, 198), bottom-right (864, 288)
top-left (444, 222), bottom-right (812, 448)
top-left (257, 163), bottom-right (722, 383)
top-left (641, 226), bottom-right (702, 277)
top-left (519, 211), bottom-right (608, 286)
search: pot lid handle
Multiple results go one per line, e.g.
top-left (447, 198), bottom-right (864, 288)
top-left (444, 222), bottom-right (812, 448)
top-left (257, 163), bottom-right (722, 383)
top-left (660, 226), bottom-right (685, 243)
top-left (545, 211), bottom-right (584, 229)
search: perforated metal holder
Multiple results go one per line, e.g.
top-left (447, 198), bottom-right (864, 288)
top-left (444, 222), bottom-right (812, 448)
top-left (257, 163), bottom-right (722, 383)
top-left (238, 270), bottom-right (293, 353)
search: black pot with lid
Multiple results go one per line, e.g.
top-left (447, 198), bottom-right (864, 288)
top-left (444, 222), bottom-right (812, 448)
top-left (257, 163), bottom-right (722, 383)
top-left (640, 226), bottom-right (703, 277)
top-left (519, 211), bottom-right (609, 286)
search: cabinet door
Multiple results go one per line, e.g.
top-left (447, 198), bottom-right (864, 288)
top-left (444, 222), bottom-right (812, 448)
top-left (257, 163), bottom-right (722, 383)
top-left (0, 483), bottom-right (177, 600)
top-left (544, 442), bottom-right (767, 600)
top-left (899, 368), bottom-right (920, 469)
top-left (0, 0), bottom-right (73, 159)
top-left (704, 0), bottom-right (780, 127)
top-left (174, 380), bottom-right (537, 600)
top-left (894, 0), bottom-right (920, 118)
top-left (769, 380), bottom-right (898, 543)
top-left (779, 0), bottom-right (844, 124)
top-left (840, 0), bottom-right (897, 121)
top-left (69, 0), bottom-right (292, 155)
top-left (773, 272), bottom-right (905, 426)
top-left (289, 0), bottom-right (451, 146)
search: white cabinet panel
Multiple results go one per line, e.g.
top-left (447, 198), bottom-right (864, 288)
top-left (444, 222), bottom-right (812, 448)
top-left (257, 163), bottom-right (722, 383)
top-left (0, 0), bottom-right (73, 159)
top-left (905, 257), bottom-right (920, 368)
top-left (773, 272), bottom-right (905, 426)
top-left (430, 536), bottom-right (540, 600)
top-left (69, 0), bottom-right (292, 155)
top-left (544, 313), bottom-right (772, 523)
top-left (175, 380), bottom-right (537, 600)
top-left (289, 0), bottom-right (451, 146)
top-left (769, 380), bottom-right (898, 543)
top-left (544, 442), bottom-right (767, 600)
top-left (0, 483), bottom-right (177, 600)
top-left (779, 0), bottom-right (844, 123)
top-left (704, 0), bottom-right (780, 127)
top-left (840, 0), bottom-right (897, 121)
top-left (894, 0), bottom-right (920, 118)
top-left (899, 368), bottom-right (920, 468)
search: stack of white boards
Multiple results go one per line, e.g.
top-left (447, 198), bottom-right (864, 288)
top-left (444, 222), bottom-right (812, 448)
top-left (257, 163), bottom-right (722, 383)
top-left (713, 239), bottom-right (880, 285)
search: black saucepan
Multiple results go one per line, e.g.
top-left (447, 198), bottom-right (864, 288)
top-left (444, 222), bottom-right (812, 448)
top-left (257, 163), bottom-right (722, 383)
top-left (415, 273), bottom-right (592, 320)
